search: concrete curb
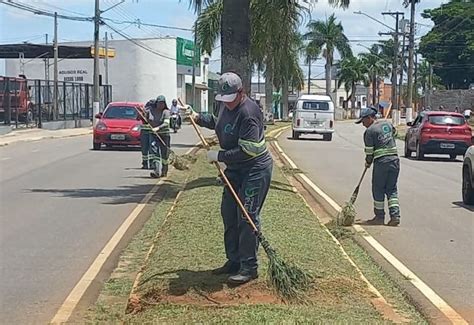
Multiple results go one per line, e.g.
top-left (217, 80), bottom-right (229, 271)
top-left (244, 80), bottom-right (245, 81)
top-left (0, 129), bottom-right (92, 147)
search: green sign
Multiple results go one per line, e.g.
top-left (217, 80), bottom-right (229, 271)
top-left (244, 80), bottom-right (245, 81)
top-left (176, 37), bottom-right (200, 68)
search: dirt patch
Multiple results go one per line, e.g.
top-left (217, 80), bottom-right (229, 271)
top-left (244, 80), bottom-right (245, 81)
top-left (133, 279), bottom-right (280, 312)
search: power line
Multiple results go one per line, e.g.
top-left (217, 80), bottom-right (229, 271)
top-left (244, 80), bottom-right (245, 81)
top-left (102, 18), bottom-right (194, 32)
top-left (1, 1), bottom-right (93, 22)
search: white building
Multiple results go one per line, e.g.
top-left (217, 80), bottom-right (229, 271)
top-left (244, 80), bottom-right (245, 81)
top-left (4, 37), bottom-right (210, 112)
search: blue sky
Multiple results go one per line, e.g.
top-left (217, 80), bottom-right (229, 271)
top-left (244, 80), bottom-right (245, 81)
top-left (1, 0), bottom-right (446, 78)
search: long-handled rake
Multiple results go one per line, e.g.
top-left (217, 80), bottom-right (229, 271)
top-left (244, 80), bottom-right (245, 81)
top-left (337, 167), bottom-right (368, 226)
top-left (180, 99), bottom-right (311, 300)
top-left (136, 109), bottom-right (195, 171)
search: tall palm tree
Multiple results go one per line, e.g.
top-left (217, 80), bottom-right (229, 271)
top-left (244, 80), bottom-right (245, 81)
top-left (189, 0), bottom-right (252, 91)
top-left (305, 14), bottom-right (352, 98)
top-left (359, 44), bottom-right (390, 105)
top-left (337, 55), bottom-right (368, 115)
top-left (304, 43), bottom-right (322, 94)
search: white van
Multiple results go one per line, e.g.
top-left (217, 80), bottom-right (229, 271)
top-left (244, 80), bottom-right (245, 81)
top-left (292, 94), bottom-right (335, 141)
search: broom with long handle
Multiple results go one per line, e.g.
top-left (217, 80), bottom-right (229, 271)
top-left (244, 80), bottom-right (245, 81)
top-left (179, 99), bottom-right (311, 299)
top-left (136, 107), bottom-right (194, 171)
top-left (338, 166), bottom-right (368, 226)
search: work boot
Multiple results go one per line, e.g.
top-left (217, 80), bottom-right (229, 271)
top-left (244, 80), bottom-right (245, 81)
top-left (141, 161), bottom-right (148, 169)
top-left (387, 217), bottom-right (400, 227)
top-left (150, 171), bottom-right (160, 179)
top-left (362, 216), bottom-right (385, 225)
top-left (227, 269), bottom-right (258, 285)
top-left (211, 261), bottom-right (240, 275)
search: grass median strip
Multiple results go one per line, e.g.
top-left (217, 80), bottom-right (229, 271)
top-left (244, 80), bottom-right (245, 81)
top-left (87, 150), bottom-right (415, 323)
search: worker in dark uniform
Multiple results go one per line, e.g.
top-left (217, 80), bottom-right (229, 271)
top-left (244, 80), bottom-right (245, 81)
top-left (188, 72), bottom-right (273, 285)
top-left (148, 95), bottom-right (171, 178)
top-left (356, 107), bottom-right (400, 226)
top-left (140, 99), bottom-right (155, 169)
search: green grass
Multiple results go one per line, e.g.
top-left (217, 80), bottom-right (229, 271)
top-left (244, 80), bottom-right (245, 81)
top-left (86, 150), bottom-right (424, 323)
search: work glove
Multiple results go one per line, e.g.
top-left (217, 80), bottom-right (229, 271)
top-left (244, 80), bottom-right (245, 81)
top-left (207, 150), bottom-right (220, 163)
top-left (152, 126), bottom-right (161, 133)
top-left (184, 105), bottom-right (199, 121)
top-left (365, 161), bottom-right (372, 169)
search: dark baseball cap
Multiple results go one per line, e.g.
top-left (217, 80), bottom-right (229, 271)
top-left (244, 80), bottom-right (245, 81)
top-left (156, 95), bottom-right (166, 103)
top-left (355, 106), bottom-right (378, 124)
top-left (215, 72), bottom-right (243, 103)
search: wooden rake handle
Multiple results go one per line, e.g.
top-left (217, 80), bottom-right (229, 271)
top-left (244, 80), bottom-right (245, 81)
top-left (178, 99), bottom-right (260, 234)
top-left (136, 107), bottom-right (170, 150)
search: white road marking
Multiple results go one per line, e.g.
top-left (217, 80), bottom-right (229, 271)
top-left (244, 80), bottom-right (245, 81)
top-left (50, 143), bottom-right (200, 324)
top-left (275, 131), bottom-right (468, 325)
top-left (0, 157), bottom-right (11, 161)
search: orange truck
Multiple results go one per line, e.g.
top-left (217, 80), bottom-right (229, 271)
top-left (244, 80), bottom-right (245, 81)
top-left (0, 76), bottom-right (34, 123)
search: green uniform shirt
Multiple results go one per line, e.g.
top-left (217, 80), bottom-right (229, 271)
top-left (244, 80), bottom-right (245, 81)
top-left (364, 120), bottom-right (398, 164)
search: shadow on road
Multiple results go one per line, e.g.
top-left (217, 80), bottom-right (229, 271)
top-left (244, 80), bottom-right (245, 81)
top-left (27, 181), bottom-right (181, 205)
top-left (171, 143), bottom-right (198, 149)
top-left (90, 146), bottom-right (141, 152)
top-left (452, 201), bottom-right (474, 212)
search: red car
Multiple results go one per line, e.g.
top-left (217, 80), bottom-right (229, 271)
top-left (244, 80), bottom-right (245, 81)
top-left (404, 111), bottom-right (472, 160)
top-left (93, 102), bottom-right (143, 150)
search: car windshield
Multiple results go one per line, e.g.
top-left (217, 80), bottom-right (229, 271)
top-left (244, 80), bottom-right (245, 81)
top-left (302, 101), bottom-right (330, 111)
top-left (103, 106), bottom-right (138, 119)
top-left (428, 115), bottom-right (465, 126)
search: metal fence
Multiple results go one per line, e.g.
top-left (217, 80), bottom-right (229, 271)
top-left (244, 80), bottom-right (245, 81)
top-left (1, 76), bottom-right (112, 128)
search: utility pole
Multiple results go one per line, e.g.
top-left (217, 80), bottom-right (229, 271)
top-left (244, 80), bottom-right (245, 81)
top-left (406, 0), bottom-right (417, 122)
top-left (414, 51), bottom-right (418, 112)
top-left (398, 19), bottom-right (408, 118)
top-left (381, 11), bottom-right (404, 126)
top-left (93, 0), bottom-right (100, 126)
top-left (53, 12), bottom-right (59, 120)
top-left (105, 31), bottom-right (109, 86)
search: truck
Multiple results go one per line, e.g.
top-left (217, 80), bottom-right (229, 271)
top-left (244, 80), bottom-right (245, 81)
top-left (0, 76), bottom-right (35, 123)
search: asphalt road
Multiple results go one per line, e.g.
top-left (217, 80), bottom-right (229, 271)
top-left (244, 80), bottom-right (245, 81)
top-left (0, 125), bottom-right (206, 324)
top-left (279, 121), bottom-right (474, 322)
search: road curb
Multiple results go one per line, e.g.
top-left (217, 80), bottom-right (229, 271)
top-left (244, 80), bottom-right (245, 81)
top-left (0, 129), bottom-right (92, 147)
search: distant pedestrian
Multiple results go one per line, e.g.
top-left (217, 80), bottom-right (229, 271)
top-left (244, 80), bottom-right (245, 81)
top-left (464, 108), bottom-right (472, 120)
top-left (454, 106), bottom-right (460, 113)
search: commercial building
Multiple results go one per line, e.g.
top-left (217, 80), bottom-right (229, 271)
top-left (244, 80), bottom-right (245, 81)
top-left (4, 37), bottom-right (212, 112)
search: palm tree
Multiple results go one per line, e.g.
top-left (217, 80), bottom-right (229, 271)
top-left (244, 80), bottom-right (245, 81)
top-left (189, 0), bottom-right (252, 91)
top-left (305, 14), bottom-right (352, 98)
top-left (304, 43), bottom-right (322, 94)
top-left (337, 55), bottom-right (368, 116)
top-left (359, 44), bottom-right (390, 106)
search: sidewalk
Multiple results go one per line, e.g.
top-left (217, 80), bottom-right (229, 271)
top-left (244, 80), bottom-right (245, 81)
top-left (0, 127), bottom-right (92, 146)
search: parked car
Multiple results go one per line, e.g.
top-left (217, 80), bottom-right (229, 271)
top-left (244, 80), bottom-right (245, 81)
top-left (463, 146), bottom-right (474, 205)
top-left (93, 102), bottom-right (143, 150)
top-left (292, 94), bottom-right (335, 141)
top-left (404, 111), bottom-right (472, 160)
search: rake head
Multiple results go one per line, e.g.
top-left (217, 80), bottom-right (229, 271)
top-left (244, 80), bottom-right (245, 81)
top-left (258, 233), bottom-right (312, 300)
top-left (338, 201), bottom-right (357, 226)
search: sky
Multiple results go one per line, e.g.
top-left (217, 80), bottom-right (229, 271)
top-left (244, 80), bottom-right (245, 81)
top-left (0, 0), bottom-right (447, 78)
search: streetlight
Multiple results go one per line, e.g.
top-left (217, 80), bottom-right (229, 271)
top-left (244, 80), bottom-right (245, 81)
top-left (354, 11), bottom-right (395, 31)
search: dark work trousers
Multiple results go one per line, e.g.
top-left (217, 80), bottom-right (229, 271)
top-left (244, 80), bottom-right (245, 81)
top-left (372, 157), bottom-right (400, 219)
top-left (221, 163), bottom-right (273, 272)
top-left (150, 133), bottom-right (170, 176)
top-left (140, 129), bottom-right (151, 167)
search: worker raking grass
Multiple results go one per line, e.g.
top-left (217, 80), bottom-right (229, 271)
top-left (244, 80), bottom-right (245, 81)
top-left (184, 72), bottom-right (311, 299)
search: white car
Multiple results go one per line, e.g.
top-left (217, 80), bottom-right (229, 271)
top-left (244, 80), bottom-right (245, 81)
top-left (292, 94), bottom-right (335, 141)
top-left (463, 146), bottom-right (474, 205)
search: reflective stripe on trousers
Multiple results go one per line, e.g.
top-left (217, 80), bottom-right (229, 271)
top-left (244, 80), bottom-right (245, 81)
top-left (372, 158), bottom-right (400, 218)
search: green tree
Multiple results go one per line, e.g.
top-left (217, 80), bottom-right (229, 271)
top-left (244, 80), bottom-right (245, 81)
top-left (419, 0), bottom-right (474, 89)
top-left (359, 44), bottom-right (390, 105)
top-left (304, 14), bottom-right (352, 98)
top-left (337, 55), bottom-right (368, 114)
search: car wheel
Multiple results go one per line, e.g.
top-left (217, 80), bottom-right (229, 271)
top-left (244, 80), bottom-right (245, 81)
top-left (93, 142), bottom-right (101, 150)
top-left (323, 134), bottom-right (332, 141)
top-left (416, 142), bottom-right (424, 160)
top-left (292, 130), bottom-right (300, 140)
top-left (449, 154), bottom-right (457, 160)
top-left (462, 166), bottom-right (474, 205)
top-left (404, 139), bottom-right (412, 158)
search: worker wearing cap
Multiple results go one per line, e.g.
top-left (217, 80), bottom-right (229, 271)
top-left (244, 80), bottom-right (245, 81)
top-left (148, 95), bottom-right (171, 178)
top-left (140, 99), bottom-right (155, 169)
top-left (356, 107), bottom-right (400, 226)
top-left (188, 72), bottom-right (273, 285)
